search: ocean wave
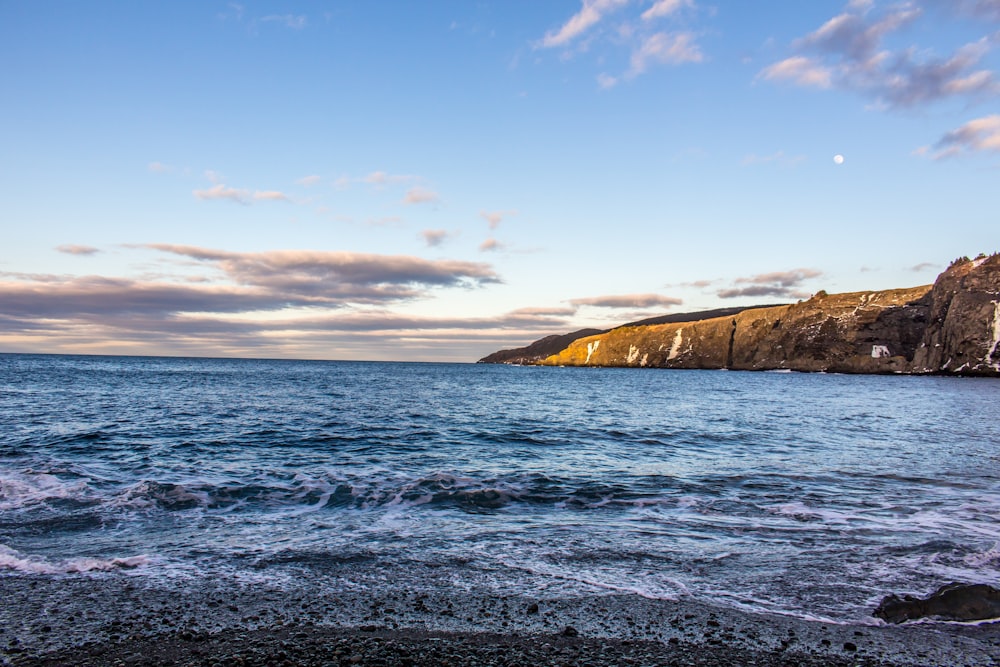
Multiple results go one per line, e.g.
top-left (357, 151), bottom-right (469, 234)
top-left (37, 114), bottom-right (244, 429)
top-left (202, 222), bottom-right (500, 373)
top-left (0, 470), bottom-right (94, 511)
top-left (0, 543), bottom-right (148, 575)
top-left (86, 472), bottom-right (700, 515)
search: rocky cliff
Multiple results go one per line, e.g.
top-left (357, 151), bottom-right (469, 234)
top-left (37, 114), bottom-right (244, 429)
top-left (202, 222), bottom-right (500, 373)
top-left (482, 255), bottom-right (1000, 376)
top-left (477, 328), bottom-right (605, 365)
top-left (479, 307), bottom-right (775, 366)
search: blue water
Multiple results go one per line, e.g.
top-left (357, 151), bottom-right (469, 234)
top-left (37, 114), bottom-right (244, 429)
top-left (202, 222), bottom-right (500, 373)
top-left (1, 354), bottom-right (998, 622)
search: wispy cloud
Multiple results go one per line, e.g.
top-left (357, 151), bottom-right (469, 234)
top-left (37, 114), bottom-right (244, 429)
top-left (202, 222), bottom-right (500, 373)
top-left (569, 293), bottom-right (683, 308)
top-left (0, 299), bottom-right (582, 363)
top-left (193, 184), bottom-right (250, 205)
top-left (628, 31), bottom-right (703, 75)
top-left (718, 268), bottom-right (822, 299)
top-left (479, 238), bottom-right (504, 252)
top-left (759, 56), bottom-right (833, 88)
top-left (297, 175), bottom-right (322, 187)
top-left (193, 184), bottom-right (292, 205)
top-left (143, 245), bottom-right (499, 299)
top-left (365, 171), bottom-right (415, 186)
top-left (0, 246), bottom-right (576, 361)
top-left (420, 229), bottom-right (453, 247)
top-left (1, 246), bottom-right (501, 325)
top-left (538, 0), bottom-right (629, 48)
top-left (911, 262), bottom-right (938, 272)
top-left (597, 72), bottom-right (619, 89)
top-left (642, 0), bottom-right (692, 22)
top-left (260, 14), bottom-right (307, 29)
top-left (539, 0), bottom-right (705, 83)
top-left (677, 279), bottom-right (716, 288)
top-left (403, 187), bottom-right (440, 205)
top-left (252, 190), bottom-right (291, 202)
top-left (923, 114), bottom-right (1000, 159)
top-left (480, 210), bottom-right (517, 229)
top-left (147, 161), bottom-right (172, 173)
top-left (929, 0), bottom-right (1000, 20)
top-left (55, 245), bottom-right (100, 256)
top-left (759, 2), bottom-right (1000, 109)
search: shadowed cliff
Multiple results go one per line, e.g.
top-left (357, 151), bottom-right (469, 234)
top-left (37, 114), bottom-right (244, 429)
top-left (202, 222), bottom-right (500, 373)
top-left (481, 255), bottom-right (1000, 376)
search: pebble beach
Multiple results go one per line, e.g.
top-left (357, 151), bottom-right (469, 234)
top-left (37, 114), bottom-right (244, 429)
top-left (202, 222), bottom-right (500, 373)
top-left (3, 574), bottom-right (998, 666)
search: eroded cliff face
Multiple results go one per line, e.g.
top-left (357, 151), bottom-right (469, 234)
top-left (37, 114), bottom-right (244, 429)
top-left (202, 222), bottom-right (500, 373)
top-left (911, 254), bottom-right (1000, 375)
top-left (535, 255), bottom-right (1000, 376)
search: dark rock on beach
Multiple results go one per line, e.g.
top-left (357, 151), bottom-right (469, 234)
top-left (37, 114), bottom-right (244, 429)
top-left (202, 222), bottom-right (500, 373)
top-left (875, 582), bottom-right (1000, 624)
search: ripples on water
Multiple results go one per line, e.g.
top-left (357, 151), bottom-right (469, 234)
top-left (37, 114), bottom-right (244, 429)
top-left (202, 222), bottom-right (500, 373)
top-left (1, 353), bottom-right (998, 622)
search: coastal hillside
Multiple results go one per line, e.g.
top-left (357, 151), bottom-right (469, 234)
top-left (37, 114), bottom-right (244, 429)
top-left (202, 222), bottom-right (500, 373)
top-left (481, 255), bottom-right (1000, 376)
top-left (479, 306), bottom-right (777, 366)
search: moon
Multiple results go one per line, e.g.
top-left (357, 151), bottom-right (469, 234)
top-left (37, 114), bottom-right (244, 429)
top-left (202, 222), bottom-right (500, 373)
top-left (833, 154), bottom-right (845, 165)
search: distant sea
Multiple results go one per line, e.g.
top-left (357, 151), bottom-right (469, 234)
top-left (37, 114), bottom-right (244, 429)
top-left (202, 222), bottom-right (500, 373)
top-left (2, 354), bottom-right (998, 623)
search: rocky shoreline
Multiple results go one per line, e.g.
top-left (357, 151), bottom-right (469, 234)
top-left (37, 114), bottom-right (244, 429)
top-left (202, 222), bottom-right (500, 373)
top-left (3, 574), bottom-right (998, 666)
top-left (480, 255), bottom-right (1000, 376)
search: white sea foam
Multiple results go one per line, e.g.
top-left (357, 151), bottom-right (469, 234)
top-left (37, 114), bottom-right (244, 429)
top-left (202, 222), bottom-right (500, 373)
top-left (0, 543), bottom-right (149, 575)
top-left (0, 471), bottom-right (91, 511)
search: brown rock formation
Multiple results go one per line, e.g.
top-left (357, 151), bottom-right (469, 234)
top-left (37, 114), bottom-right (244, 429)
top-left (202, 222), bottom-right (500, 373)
top-left (485, 255), bottom-right (1000, 376)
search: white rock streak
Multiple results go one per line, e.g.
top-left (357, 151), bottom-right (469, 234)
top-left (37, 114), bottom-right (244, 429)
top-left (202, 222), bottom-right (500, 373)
top-left (987, 300), bottom-right (1000, 371)
top-left (667, 329), bottom-right (684, 360)
top-left (585, 339), bottom-right (601, 364)
top-left (627, 345), bottom-right (640, 364)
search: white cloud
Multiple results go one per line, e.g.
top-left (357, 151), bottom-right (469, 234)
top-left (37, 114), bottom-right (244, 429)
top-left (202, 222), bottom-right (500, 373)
top-left (421, 229), bottom-right (451, 247)
top-left (252, 190), bottom-right (291, 202)
top-left (539, 0), bottom-right (629, 48)
top-left (480, 210), bottom-right (517, 229)
top-left (56, 244), bottom-right (100, 256)
top-left (926, 114), bottom-right (1000, 159)
top-left (147, 161), bottom-right (172, 173)
top-left (760, 3), bottom-right (1000, 109)
top-left (0, 246), bottom-right (511, 361)
top-left (718, 268), bottom-right (823, 299)
top-left (479, 238), bottom-right (504, 252)
top-left (403, 187), bottom-right (440, 205)
top-left (365, 171), bottom-right (414, 186)
top-left (539, 0), bottom-right (706, 83)
top-left (597, 72), bottom-right (619, 88)
top-left (628, 31), bottom-right (703, 76)
top-left (641, 0), bottom-right (692, 22)
top-left (297, 175), bottom-right (322, 187)
top-left (759, 56), bottom-right (833, 88)
top-left (570, 293), bottom-right (683, 308)
top-left (193, 184), bottom-right (250, 205)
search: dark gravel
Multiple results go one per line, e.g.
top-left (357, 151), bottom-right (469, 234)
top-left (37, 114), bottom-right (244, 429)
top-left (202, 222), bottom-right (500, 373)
top-left (2, 573), bottom-right (998, 667)
top-left (20, 625), bottom-right (921, 667)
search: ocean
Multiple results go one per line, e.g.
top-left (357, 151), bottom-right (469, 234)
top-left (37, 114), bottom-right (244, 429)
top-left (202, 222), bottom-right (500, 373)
top-left (2, 353), bottom-right (998, 625)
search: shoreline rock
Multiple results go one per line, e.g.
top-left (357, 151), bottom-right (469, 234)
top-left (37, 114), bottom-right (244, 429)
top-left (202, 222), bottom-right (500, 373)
top-left (875, 583), bottom-right (1000, 624)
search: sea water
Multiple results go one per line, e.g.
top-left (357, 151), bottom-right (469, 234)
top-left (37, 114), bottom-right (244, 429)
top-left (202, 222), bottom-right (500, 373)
top-left (1, 354), bottom-right (998, 623)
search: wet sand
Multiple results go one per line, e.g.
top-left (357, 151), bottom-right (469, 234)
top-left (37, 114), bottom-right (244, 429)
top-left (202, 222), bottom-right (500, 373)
top-left (2, 575), bottom-right (998, 666)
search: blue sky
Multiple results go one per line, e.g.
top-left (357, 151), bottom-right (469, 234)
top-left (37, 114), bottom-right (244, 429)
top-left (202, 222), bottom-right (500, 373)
top-left (2, 1), bottom-right (998, 361)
